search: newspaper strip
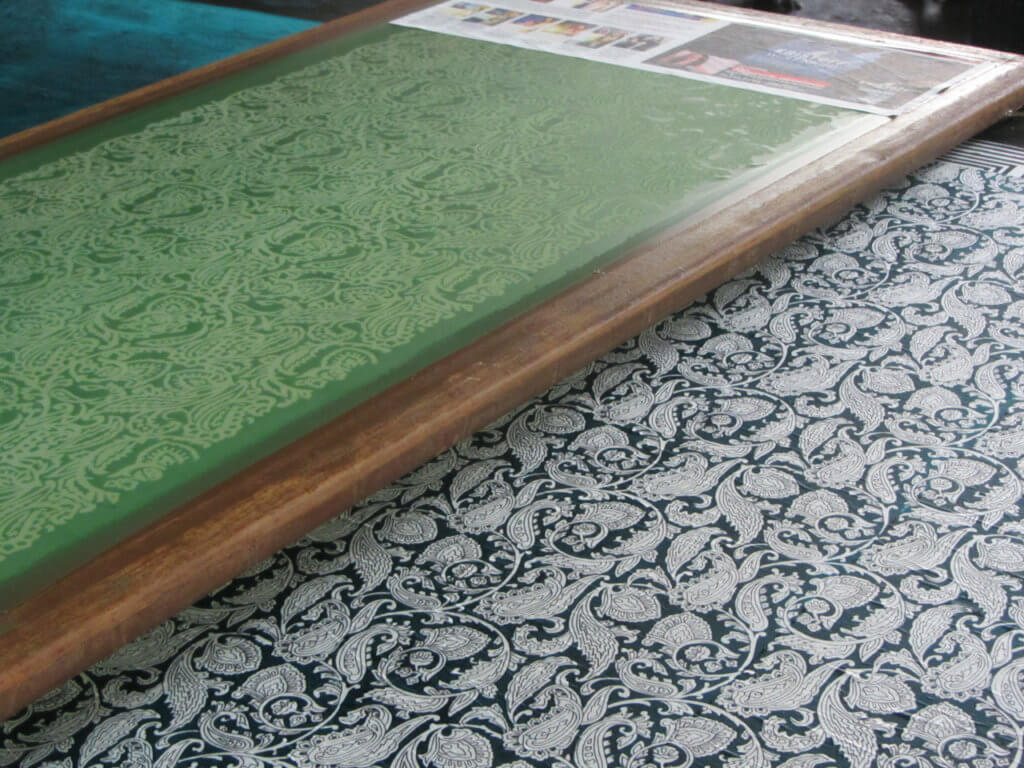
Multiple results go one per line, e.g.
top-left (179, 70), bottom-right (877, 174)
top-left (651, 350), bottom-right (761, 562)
top-left (392, 0), bottom-right (981, 114)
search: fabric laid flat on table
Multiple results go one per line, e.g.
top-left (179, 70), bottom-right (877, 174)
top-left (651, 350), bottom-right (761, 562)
top-left (0, 22), bottom-right (867, 602)
top-left (4, 138), bottom-right (1024, 767)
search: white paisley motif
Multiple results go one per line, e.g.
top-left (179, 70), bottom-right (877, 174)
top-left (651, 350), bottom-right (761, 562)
top-left (5, 144), bottom-right (1024, 768)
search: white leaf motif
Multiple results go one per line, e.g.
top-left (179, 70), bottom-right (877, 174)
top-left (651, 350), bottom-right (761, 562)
top-left (79, 710), bottom-right (158, 766)
top-left (665, 527), bottom-right (719, 574)
top-left (951, 544), bottom-right (1009, 626)
top-left (352, 526), bottom-right (392, 595)
top-left (718, 474), bottom-right (763, 546)
top-left (506, 656), bottom-right (573, 714)
top-left (570, 599), bottom-right (619, 681)
top-left (909, 604), bottom-right (960, 659)
top-left (819, 681), bottom-right (879, 768)
top-left (164, 649), bottom-right (208, 733)
top-left (282, 575), bottom-right (347, 623)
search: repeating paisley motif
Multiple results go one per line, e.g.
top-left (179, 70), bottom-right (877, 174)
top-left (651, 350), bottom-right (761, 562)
top-left (6, 145), bottom-right (1024, 766)
top-left (0, 26), bottom-right (847, 579)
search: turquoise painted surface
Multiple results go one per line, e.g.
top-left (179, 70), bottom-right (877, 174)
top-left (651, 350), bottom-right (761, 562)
top-left (0, 0), bottom-right (315, 137)
top-left (0, 24), bottom-right (866, 604)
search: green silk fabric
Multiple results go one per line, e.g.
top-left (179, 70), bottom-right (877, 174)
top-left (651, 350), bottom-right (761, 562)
top-left (0, 24), bottom-right (863, 602)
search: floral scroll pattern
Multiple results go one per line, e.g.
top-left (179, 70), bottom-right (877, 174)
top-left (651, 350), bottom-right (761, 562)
top-left (5, 144), bottom-right (1024, 767)
top-left (0, 25), bottom-right (845, 577)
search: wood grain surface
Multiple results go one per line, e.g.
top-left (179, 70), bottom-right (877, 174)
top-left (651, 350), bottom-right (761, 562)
top-left (1, 0), bottom-right (1023, 721)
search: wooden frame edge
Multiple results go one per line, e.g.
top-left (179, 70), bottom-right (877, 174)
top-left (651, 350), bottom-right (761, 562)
top-left (0, 0), bottom-right (432, 161)
top-left (1, 0), bottom-right (1023, 722)
top-left (1, 0), bottom-right (1019, 162)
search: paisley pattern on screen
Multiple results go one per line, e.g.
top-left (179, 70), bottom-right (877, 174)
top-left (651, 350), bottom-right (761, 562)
top-left (4, 140), bottom-right (1024, 767)
top-left (0, 26), bottom-right (849, 582)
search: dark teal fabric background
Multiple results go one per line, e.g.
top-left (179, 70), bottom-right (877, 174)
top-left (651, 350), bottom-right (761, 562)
top-left (4, 138), bottom-right (1024, 768)
top-left (0, 0), bottom-right (314, 137)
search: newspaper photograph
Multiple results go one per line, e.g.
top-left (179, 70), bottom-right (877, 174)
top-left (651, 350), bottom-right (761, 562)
top-left (644, 22), bottom-right (974, 112)
top-left (393, 0), bottom-right (981, 114)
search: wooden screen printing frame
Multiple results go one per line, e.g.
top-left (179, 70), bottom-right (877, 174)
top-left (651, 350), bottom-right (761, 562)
top-left (1, 0), bottom-right (1022, 722)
